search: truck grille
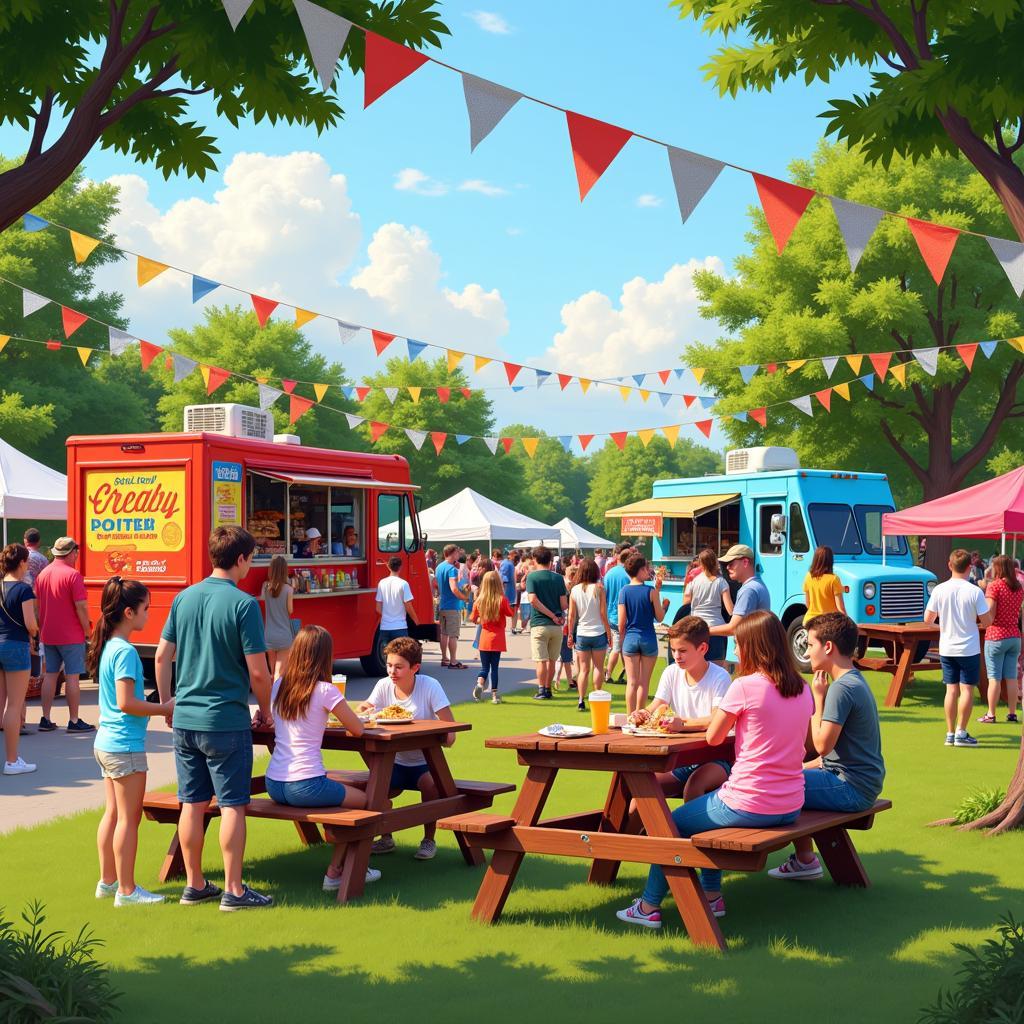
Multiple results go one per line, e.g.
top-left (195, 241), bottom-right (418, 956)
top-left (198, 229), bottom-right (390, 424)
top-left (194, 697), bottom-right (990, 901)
top-left (880, 581), bottom-right (924, 620)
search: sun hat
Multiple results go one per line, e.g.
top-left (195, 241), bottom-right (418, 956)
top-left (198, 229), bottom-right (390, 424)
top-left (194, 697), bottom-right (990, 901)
top-left (52, 537), bottom-right (79, 557)
top-left (718, 544), bottom-right (755, 563)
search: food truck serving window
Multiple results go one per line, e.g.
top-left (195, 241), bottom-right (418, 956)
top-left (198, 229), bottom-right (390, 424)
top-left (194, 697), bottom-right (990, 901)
top-left (808, 503), bottom-right (863, 555)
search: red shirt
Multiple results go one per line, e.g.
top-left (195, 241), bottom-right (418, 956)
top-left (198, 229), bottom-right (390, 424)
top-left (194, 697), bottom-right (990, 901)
top-left (471, 598), bottom-right (513, 652)
top-left (36, 559), bottom-right (88, 645)
top-left (985, 577), bottom-right (1024, 642)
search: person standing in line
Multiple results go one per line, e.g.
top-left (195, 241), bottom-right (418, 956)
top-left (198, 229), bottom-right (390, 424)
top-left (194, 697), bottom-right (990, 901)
top-left (36, 537), bottom-right (93, 733)
top-left (684, 548), bottom-right (734, 668)
top-left (155, 526), bottom-right (274, 911)
top-left (978, 554), bottom-right (1022, 725)
top-left (499, 550), bottom-right (517, 633)
top-left (470, 571), bottom-right (512, 704)
top-left (802, 546), bottom-right (846, 622)
top-left (260, 555), bottom-right (295, 680)
top-left (924, 548), bottom-right (994, 748)
top-left (594, 549), bottom-right (608, 576)
top-left (22, 528), bottom-right (48, 686)
top-left (457, 553), bottom-right (471, 625)
top-left (1, 544), bottom-right (39, 774)
top-left (618, 554), bottom-right (668, 714)
top-left (526, 547), bottom-right (568, 701)
top-left (603, 542), bottom-right (634, 685)
top-left (375, 555), bottom-right (419, 646)
top-left (709, 545), bottom-right (771, 643)
top-left (434, 544), bottom-right (470, 670)
top-left (567, 557), bottom-right (612, 712)
top-left (515, 555), bottom-right (533, 634)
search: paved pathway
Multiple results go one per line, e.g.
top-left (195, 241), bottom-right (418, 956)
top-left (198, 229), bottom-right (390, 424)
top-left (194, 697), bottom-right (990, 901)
top-left (0, 625), bottom-right (542, 835)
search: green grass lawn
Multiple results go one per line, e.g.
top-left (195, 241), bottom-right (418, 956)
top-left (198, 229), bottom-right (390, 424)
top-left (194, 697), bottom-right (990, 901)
top-left (3, 666), bottom-right (1022, 1023)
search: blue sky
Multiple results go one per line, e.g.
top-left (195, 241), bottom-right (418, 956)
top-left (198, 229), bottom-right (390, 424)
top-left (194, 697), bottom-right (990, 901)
top-left (0, 1), bottom-right (873, 444)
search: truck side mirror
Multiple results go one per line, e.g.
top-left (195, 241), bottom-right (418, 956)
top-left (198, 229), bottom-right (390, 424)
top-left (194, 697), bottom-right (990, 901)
top-left (770, 513), bottom-right (787, 534)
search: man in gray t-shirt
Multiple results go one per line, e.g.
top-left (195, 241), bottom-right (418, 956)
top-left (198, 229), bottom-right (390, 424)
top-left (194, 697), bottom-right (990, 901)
top-left (709, 544), bottom-right (770, 638)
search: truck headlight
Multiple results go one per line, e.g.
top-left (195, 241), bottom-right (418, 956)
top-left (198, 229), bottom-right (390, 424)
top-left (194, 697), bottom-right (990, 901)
top-left (862, 582), bottom-right (876, 600)
top-left (927, 580), bottom-right (936, 595)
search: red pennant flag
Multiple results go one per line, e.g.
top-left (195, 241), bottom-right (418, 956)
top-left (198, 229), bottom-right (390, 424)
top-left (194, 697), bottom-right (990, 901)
top-left (372, 330), bottom-right (395, 356)
top-left (610, 431), bottom-right (628, 450)
top-left (557, 374), bottom-right (573, 391)
top-left (749, 407), bottom-right (768, 427)
top-left (956, 343), bottom-right (978, 371)
top-left (906, 218), bottom-right (960, 285)
top-left (566, 111), bottom-right (632, 201)
top-left (251, 295), bottom-right (279, 327)
top-left (869, 351), bottom-right (892, 380)
top-left (460, 387), bottom-right (471, 400)
top-left (371, 421), bottom-right (389, 443)
top-left (45, 339), bottom-right (61, 351)
top-left (139, 340), bottom-right (162, 369)
top-left (431, 431), bottom-right (447, 455)
top-left (503, 362), bottom-right (522, 384)
top-left (658, 370), bottom-right (670, 385)
top-left (282, 379), bottom-right (297, 394)
top-left (695, 419), bottom-right (713, 438)
top-left (289, 395), bottom-right (314, 424)
top-left (683, 394), bottom-right (696, 408)
top-left (814, 388), bottom-right (832, 412)
top-left (752, 173), bottom-right (815, 254)
top-left (436, 387), bottom-right (450, 404)
top-left (364, 31), bottom-right (429, 108)
top-left (500, 437), bottom-right (514, 454)
top-left (61, 306), bottom-right (88, 338)
top-left (206, 366), bottom-right (231, 395)
top-left (355, 386), bottom-right (371, 402)
top-left (578, 434), bottom-right (594, 451)
top-left (765, 362), bottom-right (778, 375)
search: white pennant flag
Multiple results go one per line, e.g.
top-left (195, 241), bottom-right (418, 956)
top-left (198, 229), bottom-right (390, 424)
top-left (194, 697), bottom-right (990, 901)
top-left (108, 327), bottom-right (135, 356)
top-left (666, 147), bottom-right (725, 223)
top-left (344, 412), bottom-right (365, 429)
top-left (462, 73), bottom-right (522, 152)
top-left (384, 387), bottom-right (399, 404)
top-left (482, 436), bottom-right (499, 455)
top-left (22, 289), bottom-right (49, 317)
top-left (404, 428), bottom-right (427, 450)
top-left (337, 320), bottom-right (359, 344)
top-left (829, 196), bottom-right (884, 273)
top-left (912, 347), bottom-right (939, 376)
top-left (986, 236), bottom-right (1024, 298)
top-left (258, 384), bottom-right (284, 411)
top-left (790, 395), bottom-right (814, 416)
top-left (222, 0), bottom-right (254, 30)
top-left (172, 354), bottom-right (197, 383)
top-left (293, 0), bottom-right (352, 90)
top-left (822, 356), bottom-right (840, 378)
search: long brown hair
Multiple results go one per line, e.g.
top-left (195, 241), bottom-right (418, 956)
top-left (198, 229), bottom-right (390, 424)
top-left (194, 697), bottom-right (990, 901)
top-left (475, 571), bottom-right (504, 624)
top-left (735, 610), bottom-right (805, 698)
top-left (87, 577), bottom-right (149, 679)
top-left (698, 547), bottom-right (718, 577)
top-left (266, 554), bottom-right (289, 598)
top-left (991, 554), bottom-right (1022, 592)
top-left (809, 545), bottom-right (834, 578)
top-left (577, 557), bottom-right (600, 586)
top-left (274, 624), bottom-right (333, 720)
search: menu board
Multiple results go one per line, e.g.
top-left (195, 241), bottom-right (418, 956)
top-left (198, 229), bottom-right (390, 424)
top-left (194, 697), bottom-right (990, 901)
top-left (212, 461), bottom-right (243, 527)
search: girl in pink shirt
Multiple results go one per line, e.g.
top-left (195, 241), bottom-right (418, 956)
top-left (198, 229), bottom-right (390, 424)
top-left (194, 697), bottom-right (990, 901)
top-left (617, 610), bottom-right (813, 929)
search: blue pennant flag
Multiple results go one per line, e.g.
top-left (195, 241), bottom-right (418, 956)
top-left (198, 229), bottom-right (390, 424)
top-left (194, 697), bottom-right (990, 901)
top-left (633, 374), bottom-right (646, 387)
top-left (658, 392), bottom-right (671, 407)
top-left (192, 276), bottom-right (219, 303)
top-left (980, 340), bottom-right (998, 359)
top-left (673, 367), bottom-right (686, 380)
top-left (699, 395), bottom-right (716, 409)
top-left (407, 339), bottom-right (427, 362)
top-left (558, 435), bottom-right (572, 452)
top-left (733, 411), bottom-right (748, 422)
top-left (23, 214), bottom-right (48, 232)
top-left (455, 434), bottom-right (472, 445)
top-left (535, 370), bottom-right (551, 387)
top-left (341, 385), bottom-right (355, 400)
top-left (739, 364), bottom-right (759, 384)
top-left (512, 385), bottom-right (525, 392)
top-left (859, 373), bottom-right (875, 392)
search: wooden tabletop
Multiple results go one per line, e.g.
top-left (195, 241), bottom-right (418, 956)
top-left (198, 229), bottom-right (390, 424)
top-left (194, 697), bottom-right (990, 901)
top-left (857, 621), bottom-right (939, 638)
top-left (485, 729), bottom-right (732, 759)
top-left (253, 719), bottom-right (471, 753)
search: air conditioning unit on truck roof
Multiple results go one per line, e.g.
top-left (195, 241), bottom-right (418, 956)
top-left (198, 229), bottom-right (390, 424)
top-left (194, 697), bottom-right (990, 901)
top-left (726, 446), bottom-right (800, 475)
top-left (184, 403), bottom-right (274, 442)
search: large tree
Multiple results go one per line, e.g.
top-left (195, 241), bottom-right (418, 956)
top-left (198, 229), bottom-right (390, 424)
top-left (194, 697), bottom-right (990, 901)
top-left (674, 1), bottom-right (1024, 239)
top-left (0, 0), bottom-right (447, 230)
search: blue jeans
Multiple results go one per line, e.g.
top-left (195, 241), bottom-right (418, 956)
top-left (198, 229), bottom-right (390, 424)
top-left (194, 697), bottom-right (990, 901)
top-left (266, 774), bottom-right (347, 807)
top-left (379, 628), bottom-right (408, 648)
top-left (641, 790), bottom-right (799, 903)
top-left (479, 650), bottom-right (501, 689)
top-left (802, 768), bottom-right (876, 814)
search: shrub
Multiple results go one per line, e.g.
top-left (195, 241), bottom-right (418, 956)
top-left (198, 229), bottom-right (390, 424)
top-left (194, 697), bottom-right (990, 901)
top-left (920, 915), bottom-right (1024, 1024)
top-left (0, 902), bottom-right (119, 1023)
top-left (951, 787), bottom-right (1006, 825)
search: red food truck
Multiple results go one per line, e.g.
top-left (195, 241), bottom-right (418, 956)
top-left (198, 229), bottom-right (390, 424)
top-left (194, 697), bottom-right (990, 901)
top-left (66, 403), bottom-right (438, 678)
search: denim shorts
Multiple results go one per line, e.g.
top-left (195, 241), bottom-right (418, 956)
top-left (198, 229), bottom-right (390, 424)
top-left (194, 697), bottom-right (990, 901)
top-left (984, 638), bottom-right (1021, 681)
top-left (0, 640), bottom-right (31, 673)
top-left (390, 762), bottom-right (430, 792)
top-left (174, 728), bottom-right (253, 806)
top-left (802, 767), bottom-right (877, 814)
top-left (575, 633), bottom-right (608, 652)
top-left (266, 774), bottom-right (347, 807)
top-left (671, 760), bottom-right (732, 784)
top-left (940, 653), bottom-right (980, 686)
top-left (610, 629), bottom-right (622, 653)
top-left (622, 634), bottom-right (659, 657)
top-left (94, 748), bottom-right (148, 779)
top-left (44, 642), bottom-right (86, 676)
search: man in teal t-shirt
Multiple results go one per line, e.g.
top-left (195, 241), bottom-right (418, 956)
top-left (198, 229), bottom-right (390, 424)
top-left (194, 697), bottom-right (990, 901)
top-left (156, 526), bottom-right (273, 912)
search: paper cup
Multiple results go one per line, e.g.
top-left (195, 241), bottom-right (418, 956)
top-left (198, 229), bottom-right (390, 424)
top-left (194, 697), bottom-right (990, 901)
top-left (588, 689), bottom-right (612, 734)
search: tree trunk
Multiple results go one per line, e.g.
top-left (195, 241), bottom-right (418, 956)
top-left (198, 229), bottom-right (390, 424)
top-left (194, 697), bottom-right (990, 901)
top-left (933, 733), bottom-right (1024, 834)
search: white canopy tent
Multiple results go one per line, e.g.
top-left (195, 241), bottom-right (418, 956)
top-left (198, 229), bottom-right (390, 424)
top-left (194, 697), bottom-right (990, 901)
top-left (0, 438), bottom-right (68, 545)
top-left (403, 487), bottom-right (555, 544)
top-left (513, 517), bottom-right (616, 552)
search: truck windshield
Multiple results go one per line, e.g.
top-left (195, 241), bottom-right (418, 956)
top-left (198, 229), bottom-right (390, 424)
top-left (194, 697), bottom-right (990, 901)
top-left (855, 505), bottom-right (908, 556)
top-left (808, 503), bottom-right (863, 555)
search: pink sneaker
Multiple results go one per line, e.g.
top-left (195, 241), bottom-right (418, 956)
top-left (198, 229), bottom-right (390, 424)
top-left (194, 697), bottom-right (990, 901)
top-left (616, 898), bottom-right (662, 929)
top-left (707, 895), bottom-right (727, 918)
top-left (768, 853), bottom-right (823, 880)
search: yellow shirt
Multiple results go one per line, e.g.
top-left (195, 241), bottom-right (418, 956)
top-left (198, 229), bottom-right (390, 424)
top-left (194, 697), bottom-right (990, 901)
top-left (803, 572), bottom-right (844, 618)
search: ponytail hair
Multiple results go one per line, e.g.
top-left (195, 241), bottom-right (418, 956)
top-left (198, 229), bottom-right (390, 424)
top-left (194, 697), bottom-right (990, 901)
top-left (87, 577), bottom-right (149, 679)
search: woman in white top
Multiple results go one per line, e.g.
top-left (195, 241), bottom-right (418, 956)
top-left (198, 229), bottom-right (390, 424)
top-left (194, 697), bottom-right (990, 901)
top-left (567, 558), bottom-right (613, 711)
top-left (683, 548), bottom-right (734, 667)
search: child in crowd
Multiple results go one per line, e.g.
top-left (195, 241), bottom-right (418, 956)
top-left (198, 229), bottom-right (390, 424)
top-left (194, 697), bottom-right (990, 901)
top-left (360, 637), bottom-right (456, 860)
top-left (265, 625), bottom-right (380, 892)
top-left (617, 610), bottom-right (812, 928)
top-left (470, 571), bottom-right (512, 704)
top-left (260, 555), bottom-right (295, 679)
top-left (769, 612), bottom-right (885, 880)
top-left (91, 578), bottom-right (175, 906)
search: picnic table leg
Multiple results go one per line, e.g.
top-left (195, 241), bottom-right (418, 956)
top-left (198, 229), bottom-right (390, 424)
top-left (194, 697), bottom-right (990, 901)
top-left (294, 821), bottom-right (324, 846)
top-left (471, 765), bottom-right (556, 924)
top-left (158, 813), bottom-right (211, 884)
top-left (627, 773), bottom-right (727, 951)
top-left (333, 751), bottom-right (396, 904)
top-left (812, 826), bottom-right (870, 887)
top-left (884, 641), bottom-right (916, 708)
top-left (588, 772), bottom-right (631, 885)
top-left (423, 742), bottom-right (484, 867)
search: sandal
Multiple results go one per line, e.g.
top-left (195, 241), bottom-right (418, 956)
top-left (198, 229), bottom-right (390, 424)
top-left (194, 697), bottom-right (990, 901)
top-left (450, 661), bottom-right (468, 670)
top-left (440, 661), bottom-right (451, 669)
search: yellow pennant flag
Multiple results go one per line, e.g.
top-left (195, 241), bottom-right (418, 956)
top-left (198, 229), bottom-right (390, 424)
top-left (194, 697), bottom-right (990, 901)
top-left (313, 383), bottom-right (329, 402)
top-left (447, 350), bottom-right (464, 373)
top-left (521, 437), bottom-right (539, 459)
top-left (1010, 337), bottom-right (1024, 353)
top-left (294, 308), bottom-right (318, 328)
top-left (691, 367), bottom-right (706, 385)
top-left (890, 362), bottom-right (907, 387)
top-left (255, 376), bottom-right (269, 384)
top-left (845, 354), bottom-right (863, 374)
top-left (637, 428), bottom-right (655, 447)
top-left (661, 424), bottom-right (680, 448)
top-left (786, 359), bottom-right (807, 374)
top-left (834, 382), bottom-right (851, 401)
top-left (137, 256), bottom-right (169, 287)
top-left (619, 385), bottom-right (631, 402)
top-left (77, 347), bottom-right (91, 367)
top-left (639, 389), bottom-right (651, 403)
top-left (474, 355), bottom-right (492, 372)
top-left (199, 365), bottom-right (211, 388)
top-left (0, 335), bottom-right (9, 355)
top-left (579, 378), bottom-right (592, 394)
top-left (69, 231), bottom-right (101, 264)
top-left (408, 386), bottom-right (421, 404)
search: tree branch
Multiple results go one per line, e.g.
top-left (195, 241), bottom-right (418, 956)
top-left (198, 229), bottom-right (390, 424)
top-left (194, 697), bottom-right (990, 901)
top-left (951, 361), bottom-right (1024, 484)
top-left (25, 89), bottom-right (55, 162)
top-left (880, 417), bottom-right (928, 485)
top-left (910, 0), bottom-right (932, 59)
top-left (890, 328), bottom-right (911, 351)
top-left (97, 57), bottom-right (181, 131)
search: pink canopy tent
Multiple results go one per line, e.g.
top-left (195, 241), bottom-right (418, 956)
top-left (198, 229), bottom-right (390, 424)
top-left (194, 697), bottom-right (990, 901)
top-left (881, 466), bottom-right (1024, 542)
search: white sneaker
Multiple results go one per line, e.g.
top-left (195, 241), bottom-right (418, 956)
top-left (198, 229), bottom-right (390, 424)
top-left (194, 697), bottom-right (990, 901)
top-left (114, 885), bottom-right (165, 906)
top-left (95, 880), bottom-right (118, 899)
top-left (3, 756), bottom-right (36, 775)
top-left (768, 853), bottom-right (824, 880)
top-left (322, 868), bottom-right (381, 891)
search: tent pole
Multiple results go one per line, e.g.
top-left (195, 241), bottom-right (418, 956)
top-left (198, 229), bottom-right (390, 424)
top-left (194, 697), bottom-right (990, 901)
top-left (1002, 531), bottom-right (1007, 555)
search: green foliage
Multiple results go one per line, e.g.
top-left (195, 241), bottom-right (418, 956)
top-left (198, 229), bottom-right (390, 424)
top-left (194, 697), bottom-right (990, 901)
top-left (920, 915), bottom-right (1024, 1024)
top-left (496, 423), bottom-right (590, 525)
top-left (988, 448), bottom-right (1023, 477)
top-left (951, 787), bottom-right (1007, 825)
top-left (0, 901), bottom-right (119, 1023)
top-left (687, 142), bottom-right (1024, 507)
top-left (0, 392), bottom-right (54, 451)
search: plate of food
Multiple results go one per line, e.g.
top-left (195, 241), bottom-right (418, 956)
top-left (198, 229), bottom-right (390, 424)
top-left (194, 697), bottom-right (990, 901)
top-left (622, 706), bottom-right (675, 737)
top-left (538, 724), bottom-right (593, 739)
top-left (374, 704), bottom-right (415, 724)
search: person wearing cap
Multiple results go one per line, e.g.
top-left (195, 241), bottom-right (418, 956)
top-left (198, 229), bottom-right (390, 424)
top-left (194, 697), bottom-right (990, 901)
top-left (297, 527), bottom-right (323, 558)
top-left (341, 526), bottom-right (361, 557)
top-left (709, 544), bottom-right (770, 641)
top-left (36, 537), bottom-right (93, 733)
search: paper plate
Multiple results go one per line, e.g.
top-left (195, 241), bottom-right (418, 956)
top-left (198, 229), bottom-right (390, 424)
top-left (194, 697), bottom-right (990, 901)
top-left (538, 724), bottom-right (593, 739)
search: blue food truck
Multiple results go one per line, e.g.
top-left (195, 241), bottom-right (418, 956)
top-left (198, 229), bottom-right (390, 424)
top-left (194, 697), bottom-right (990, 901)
top-left (605, 446), bottom-right (936, 668)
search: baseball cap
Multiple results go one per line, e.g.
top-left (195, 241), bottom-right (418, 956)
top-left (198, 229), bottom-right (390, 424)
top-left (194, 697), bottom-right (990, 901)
top-left (719, 544), bottom-right (755, 563)
top-left (305, 527), bottom-right (322, 540)
top-left (52, 537), bottom-right (79, 557)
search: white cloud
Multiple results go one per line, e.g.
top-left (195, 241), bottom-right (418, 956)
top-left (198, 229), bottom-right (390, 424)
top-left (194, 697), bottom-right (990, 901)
top-left (467, 10), bottom-right (512, 34)
top-left (457, 179), bottom-right (509, 197)
top-left (393, 167), bottom-right (448, 196)
top-left (543, 257), bottom-right (726, 378)
top-left (636, 193), bottom-right (662, 208)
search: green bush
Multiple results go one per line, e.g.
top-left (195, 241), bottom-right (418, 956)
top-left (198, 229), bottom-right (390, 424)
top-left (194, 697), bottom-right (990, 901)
top-left (920, 915), bottom-right (1024, 1024)
top-left (0, 902), bottom-right (119, 1023)
top-left (951, 787), bottom-right (1006, 825)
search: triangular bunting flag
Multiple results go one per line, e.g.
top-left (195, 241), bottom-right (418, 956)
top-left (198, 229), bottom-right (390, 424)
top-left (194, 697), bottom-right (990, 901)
top-left (430, 431), bottom-right (447, 454)
top-left (752, 173), bottom-right (815, 254)
top-left (639, 389), bottom-right (651, 403)
top-left (282, 379), bottom-right (297, 394)
top-left (45, 340), bottom-right (61, 351)
top-left (695, 420), bottom-right (713, 439)
top-left (739, 364), bottom-right (758, 384)
top-left (765, 363), bottom-right (778, 375)
top-left (473, 355), bottom-right (492, 372)
top-left (255, 377), bottom-right (269, 385)
top-left (258, 384), bottom-right (283, 411)
top-left (749, 407), bottom-right (768, 426)
top-left (699, 396), bottom-right (716, 409)
top-left (558, 435), bottom-right (572, 452)
top-left (460, 387), bottom-right (471, 400)
top-left (511, 386), bottom-right (525, 393)
top-left (290, 395), bottom-right (314, 424)
top-left (1011, 338), bottom-right (1024, 354)
top-left (483, 436), bottom-right (499, 455)
top-left (859, 373), bottom-right (875, 392)
top-left (455, 434), bottom-right (471, 445)
top-left (834, 382), bottom-right (851, 401)
top-left (986, 236), bottom-right (1024, 298)
top-left (692, 368), bottom-right (706, 385)
top-left (338, 320), bottom-right (360, 343)
top-left (913, 347), bottom-right (939, 375)
top-left (637, 429), bottom-right (655, 448)
top-left (294, 308), bottom-right (317, 328)
top-left (250, 295), bottom-right (278, 327)
top-left (666, 146), bottom-right (725, 223)
top-left (906, 218), bottom-right (960, 284)
top-left (139, 341), bottom-right (162, 370)
top-left (503, 362), bottom-right (522, 384)
top-left (370, 421), bottom-right (389, 443)
top-left (579, 378), bottom-right (592, 393)
top-left (22, 213), bottom-right (47, 232)
top-left (355, 386), bottom-right (371, 402)
top-left (384, 387), bottom-right (399, 404)
top-left (407, 339), bottom-right (427, 362)
top-left (610, 432), bottom-right (628, 450)
top-left (821, 356), bottom-right (840, 378)
top-left (436, 387), bottom-right (450, 403)
top-left (372, 330), bottom-right (396, 356)
top-left (662, 424), bottom-right (680, 448)
top-left (108, 327), bottom-right (135, 356)
top-left (22, 289), bottom-right (49, 317)
top-left (683, 394), bottom-right (696, 408)
top-left (499, 437), bottom-right (514, 454)
top-left (632, 374), bottom-right (645, 387)
top-left (565, 110), bottom-right (633, 201)
top-left (535, 370), bottom-right (551, 388)
top-left (344, 412), bottom-right (365, 429)
top-left (733, 411), bottom-right (748, 423)
top-left (221, 0), bottom-right (253, 30)
top-left (192, 276), bottom-right (219, 303)
top-left (814, 388), bottom-right (832, 412)
top-left (619, 386), bottom-right (631, 402)
top-left (446, 350), bottom-right (464, 372)
top-left (462, 73), bottom-right (522, 151)
top-left (658, 392), bottom-right (671, 407)
top-left (0, 335), bottom-right (9, 355)
top-left (293, 0), bottom-right (352, 89)
top-left (407, 386), bottom-right (421, 403)
top-left (829, 197), bottom-right (884, 273)
top-left (578, 434), bottom-right (595, 451)
top-left (405, 428), bottom-right (427, 450)
top-left (658, 370), bottom-right (671, 385)
top-left (786, 359), bottom-right (807, 374)
top-left (364, 30), bottom-right (429, 108)
top-left (69, 230), bottom-right (101, 264)
top-left (790, 395), bottom-right (814, 416)
top-left (76, 347), bottom-right (91, 368)
top-left (61, 306), bottom-right (88, 338)
top-left (981, 340), bottom-right (999, 359)
top-left (956, 343), bottom-right (978, 371)
top-left (313, 383), bottom-right (329, 403)
top-left (890, 361), bottom-right (908, 386)
top-left (674, 368), bottom-right (685, 379)
top-left (137, 256), bottom-right (169, 287)
top-left (204, 366), bottom-right (230, 394)
top-left (173, 354), bottom-right (197, 383)
top-left (521, 437), bottom-right (540, 458)
top-left (846, 354), bottom-right (864, 374)
top-left (869, 351), bottom-right (892, 380)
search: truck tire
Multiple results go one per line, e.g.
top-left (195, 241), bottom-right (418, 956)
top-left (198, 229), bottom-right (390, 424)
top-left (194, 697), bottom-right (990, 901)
top-left (786, 615), bottom-right (811, 673)
top-left (360, 629), bottom-right (388, 678)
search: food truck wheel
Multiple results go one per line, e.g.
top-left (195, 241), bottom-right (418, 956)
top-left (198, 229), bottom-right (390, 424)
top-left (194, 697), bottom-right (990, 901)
top-left (786, 616), bottom-right (811, 673)
top-left (360, 630), bottom-right (388, 678)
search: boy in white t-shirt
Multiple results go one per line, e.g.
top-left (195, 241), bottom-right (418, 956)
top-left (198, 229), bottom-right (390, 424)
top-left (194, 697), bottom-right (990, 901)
top-left (925, 548), bottom-right (994, 747)
top-left (358, 636), bottom-right (455, 860)
top-left (375, 556), bottom-right (419, 645)
top-left (629, 616), bottom-right (732, 801)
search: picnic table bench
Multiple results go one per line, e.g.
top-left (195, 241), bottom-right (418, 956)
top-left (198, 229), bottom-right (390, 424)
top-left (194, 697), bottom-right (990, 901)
top-left (440, 730), bottom-right (890, 950)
